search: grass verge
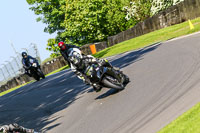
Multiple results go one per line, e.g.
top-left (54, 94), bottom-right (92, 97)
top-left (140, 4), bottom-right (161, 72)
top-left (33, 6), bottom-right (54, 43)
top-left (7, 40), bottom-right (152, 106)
top-left (45, 65), bottom-right (69, 77)
top-left (158, 103), bottom-right (200, 133)
top-left (0, 81), bottom-right (33, 97)
top-left (0, 65), bottom-right (69, 97)
top-left (94, 17), bottom-right (200, 58)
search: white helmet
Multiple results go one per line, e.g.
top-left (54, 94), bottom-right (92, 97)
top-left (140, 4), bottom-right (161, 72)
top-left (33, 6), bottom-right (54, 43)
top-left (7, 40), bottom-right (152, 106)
top-left (68, 48), bottom-right (83, 66)
top-left (0, 126), bottom-right (7, 133)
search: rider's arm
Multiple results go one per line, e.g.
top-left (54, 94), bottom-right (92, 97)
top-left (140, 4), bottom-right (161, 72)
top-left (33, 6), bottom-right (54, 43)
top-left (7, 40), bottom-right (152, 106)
top-left (61, 50), bottom-right (71, 66)
top-left (22, 59), bottom-right (26, 67)
top-left (82, 55), bottom-right (98, 65)
top-left (71, 63), bottom-right (90, 83)
top-left (22, 59), bottom-right (30, 69)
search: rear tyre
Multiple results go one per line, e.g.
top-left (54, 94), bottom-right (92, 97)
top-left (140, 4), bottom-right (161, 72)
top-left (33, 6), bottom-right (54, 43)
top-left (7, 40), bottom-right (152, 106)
top-left (101, 76), bottom-right (124, 90)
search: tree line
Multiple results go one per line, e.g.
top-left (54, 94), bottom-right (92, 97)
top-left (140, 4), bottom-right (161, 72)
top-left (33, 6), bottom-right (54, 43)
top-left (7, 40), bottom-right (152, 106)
top-left (26, 0), bottom-right (184, 57)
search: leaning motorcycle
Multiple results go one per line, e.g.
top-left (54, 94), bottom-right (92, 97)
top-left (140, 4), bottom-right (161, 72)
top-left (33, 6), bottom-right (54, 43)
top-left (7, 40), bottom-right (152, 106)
top-left (85, 63), bottom-right (129, 90)
top-left (29, 58), bottom-right (45, 81)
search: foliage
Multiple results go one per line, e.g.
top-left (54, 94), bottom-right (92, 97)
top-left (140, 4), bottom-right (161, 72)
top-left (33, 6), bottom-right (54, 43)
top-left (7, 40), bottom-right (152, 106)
top-left (26, 0), bottom-right (185, 57)
top-left (124, 0), bottom-right (184, 21)
top-left (61, 0), bottom-right (135, 45)
top-left (151, 0), bottom-right (184, 15)
top-left (26, 0), bottom-right (66, 34)
top-left (27, 0), bottom-right (137, 56)
top-left (46, 38), bottom-right (60, 57)
top-left (123, 0), bottom-right (152, 21)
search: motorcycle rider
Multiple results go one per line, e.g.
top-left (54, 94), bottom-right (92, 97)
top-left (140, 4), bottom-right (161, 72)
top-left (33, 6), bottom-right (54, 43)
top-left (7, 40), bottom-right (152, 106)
top-left (58, 42), bottom-right (129, 92)
top-left (0, 123), bottom-right (34, 133)
top-left (21, 52), bottom-right (39, 77)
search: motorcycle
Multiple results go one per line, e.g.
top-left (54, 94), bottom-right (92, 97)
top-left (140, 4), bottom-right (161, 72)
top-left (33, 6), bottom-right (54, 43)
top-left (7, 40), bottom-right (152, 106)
top-left (84, 63), bottom-right (129, 90)
top-left (66, 47), bottom-right (129, 90)
top-left (0, 123), bottom-right (40, 133)
top-left (29, 58), bottom-right (45, 81)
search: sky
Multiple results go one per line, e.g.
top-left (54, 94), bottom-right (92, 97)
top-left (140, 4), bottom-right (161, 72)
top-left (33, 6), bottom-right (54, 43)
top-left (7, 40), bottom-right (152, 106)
top-left (0, 0), bottom-right (56, 65)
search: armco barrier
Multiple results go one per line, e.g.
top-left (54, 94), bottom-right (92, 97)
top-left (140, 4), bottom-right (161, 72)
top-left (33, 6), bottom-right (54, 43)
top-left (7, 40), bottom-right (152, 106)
top-left (1, 0), bottom-right (200, 93)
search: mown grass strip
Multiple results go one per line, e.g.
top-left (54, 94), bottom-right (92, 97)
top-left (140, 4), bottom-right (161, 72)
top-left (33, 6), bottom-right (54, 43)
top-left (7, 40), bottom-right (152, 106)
top-left (0, 81), bottom-right (33, 97)
top-left (0, 65), bottom-right (69, 96)
top-left (45, 65), bottom-right (69, 77)
top-left (158, 103), bottom-right (200, 133)
top-left (94, 18), bottom-right (200, 58)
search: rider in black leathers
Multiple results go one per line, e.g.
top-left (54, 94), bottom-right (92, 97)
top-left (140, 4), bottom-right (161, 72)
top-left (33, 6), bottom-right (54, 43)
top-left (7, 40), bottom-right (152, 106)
top-left (0, 123), bottom-right (34, 133)
top-left (58, 42), bottom-right (129, 92)
top-left (21, 52), bottom-right (39, 77)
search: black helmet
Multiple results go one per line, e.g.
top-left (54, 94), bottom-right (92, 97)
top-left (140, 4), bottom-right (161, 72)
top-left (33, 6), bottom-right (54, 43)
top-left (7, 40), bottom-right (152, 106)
top-left (22, 52), bottom-right (28, 58)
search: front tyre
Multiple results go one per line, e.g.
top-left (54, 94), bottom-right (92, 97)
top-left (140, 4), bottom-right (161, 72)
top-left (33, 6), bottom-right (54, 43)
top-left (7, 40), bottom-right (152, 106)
top-left (42, 74), bottom-right (45, 79)
top-left (101, 76), bottom-right (124, 90)
top-left (37, 68), bottom-right (45, 79)
top-left (33, 74), bottom-right (40, 81)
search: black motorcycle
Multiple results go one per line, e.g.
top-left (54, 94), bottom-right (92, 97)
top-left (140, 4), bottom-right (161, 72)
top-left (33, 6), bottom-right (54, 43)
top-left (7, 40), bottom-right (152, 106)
top-left (29, 58), bottom-right (45, 81)
top-left (85, 63), bottom-right (129, 90)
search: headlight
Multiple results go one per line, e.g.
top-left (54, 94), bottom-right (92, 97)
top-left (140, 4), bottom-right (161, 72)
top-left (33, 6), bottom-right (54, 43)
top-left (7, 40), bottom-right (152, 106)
top-left (32, 63), bottom-right (37, 67)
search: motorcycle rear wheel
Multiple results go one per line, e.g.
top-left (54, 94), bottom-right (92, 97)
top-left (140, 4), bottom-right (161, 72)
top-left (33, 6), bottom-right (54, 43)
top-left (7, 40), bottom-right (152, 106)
top-left (102, 76), bottom-right (124, 90)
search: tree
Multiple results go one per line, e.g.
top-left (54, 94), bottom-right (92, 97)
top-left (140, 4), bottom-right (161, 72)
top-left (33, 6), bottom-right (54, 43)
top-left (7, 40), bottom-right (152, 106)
top-left (123, 0), bottom-right (152, 22)
top-left (124, 0), bottom-right (184, 21)
top-left (26, 0), bottom-right (66, 57)
top-left (46, 38), bottom-right (60, 57)
top-left (27, 0), bottom-right (137, 56)
top-left (26, 0), bottom-right (66, 34)
top-left (151, 0), bottom-right (184, 15)
top-left (61, 0), bottom-right (135, 45)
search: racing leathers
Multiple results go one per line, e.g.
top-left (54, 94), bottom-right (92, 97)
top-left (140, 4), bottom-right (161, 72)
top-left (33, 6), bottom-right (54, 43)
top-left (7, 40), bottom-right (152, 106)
top-left (0, 123), bottom-right (34, 133)
top-left (22, 55), bottom-right (38, 77)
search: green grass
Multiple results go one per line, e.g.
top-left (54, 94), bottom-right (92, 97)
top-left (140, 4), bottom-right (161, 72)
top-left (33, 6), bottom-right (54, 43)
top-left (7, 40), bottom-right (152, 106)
top-left (158, 103), bottom-right (200, 133)
top-left (0, 65), bottom-right (69, 97)
top-left (0, 81), bottom-right (33, 97)
top-left (45, 65), bottom-right (69, 77)
top-left (94, 18), bottom-right (200, 58)
top-left (42, 56), bottom-right (55, 65)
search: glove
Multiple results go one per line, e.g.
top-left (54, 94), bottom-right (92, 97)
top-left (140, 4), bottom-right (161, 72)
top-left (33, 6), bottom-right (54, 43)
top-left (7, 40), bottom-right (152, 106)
top-left (75, 71), bottom-right (91, 85)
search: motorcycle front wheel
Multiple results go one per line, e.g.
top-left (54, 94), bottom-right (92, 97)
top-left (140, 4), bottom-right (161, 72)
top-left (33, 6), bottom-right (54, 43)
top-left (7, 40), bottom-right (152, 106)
top-left (33, 74), bottom-right (40, 81)
top-left (37, 68), bottom-right (45, 79)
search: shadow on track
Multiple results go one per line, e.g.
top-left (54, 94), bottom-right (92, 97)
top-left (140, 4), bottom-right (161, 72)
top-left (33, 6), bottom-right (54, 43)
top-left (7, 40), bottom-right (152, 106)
top-left (110, 43), bottom-right (162, 69)
top-left (95, 89), bottom-right (120, 100)
top-left (0, 70), bottom-right (89, 132)
top-left (95, 43), bottom-right (162, 99)
top-left (0, 43), bottom-right (161, 132)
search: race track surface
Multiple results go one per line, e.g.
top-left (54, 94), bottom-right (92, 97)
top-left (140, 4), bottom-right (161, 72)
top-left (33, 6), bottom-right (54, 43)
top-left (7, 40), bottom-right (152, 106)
top-left (1, 32), bottom-right (200, 133)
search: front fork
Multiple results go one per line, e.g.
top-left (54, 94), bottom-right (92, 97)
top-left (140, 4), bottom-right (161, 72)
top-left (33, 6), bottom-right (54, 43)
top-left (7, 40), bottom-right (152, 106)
top-left (102, 59), bottom-right (124, 83)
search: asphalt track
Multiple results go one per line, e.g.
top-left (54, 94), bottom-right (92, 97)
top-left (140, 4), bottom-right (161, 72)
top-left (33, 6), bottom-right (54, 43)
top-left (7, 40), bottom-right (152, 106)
top-left (1, 32), bottom-right (200, 133)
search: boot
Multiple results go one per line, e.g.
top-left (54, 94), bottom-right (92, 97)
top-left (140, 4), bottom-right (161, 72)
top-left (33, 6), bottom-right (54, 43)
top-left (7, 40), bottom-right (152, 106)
top-left (93, 83), bottom-right (102, 92)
